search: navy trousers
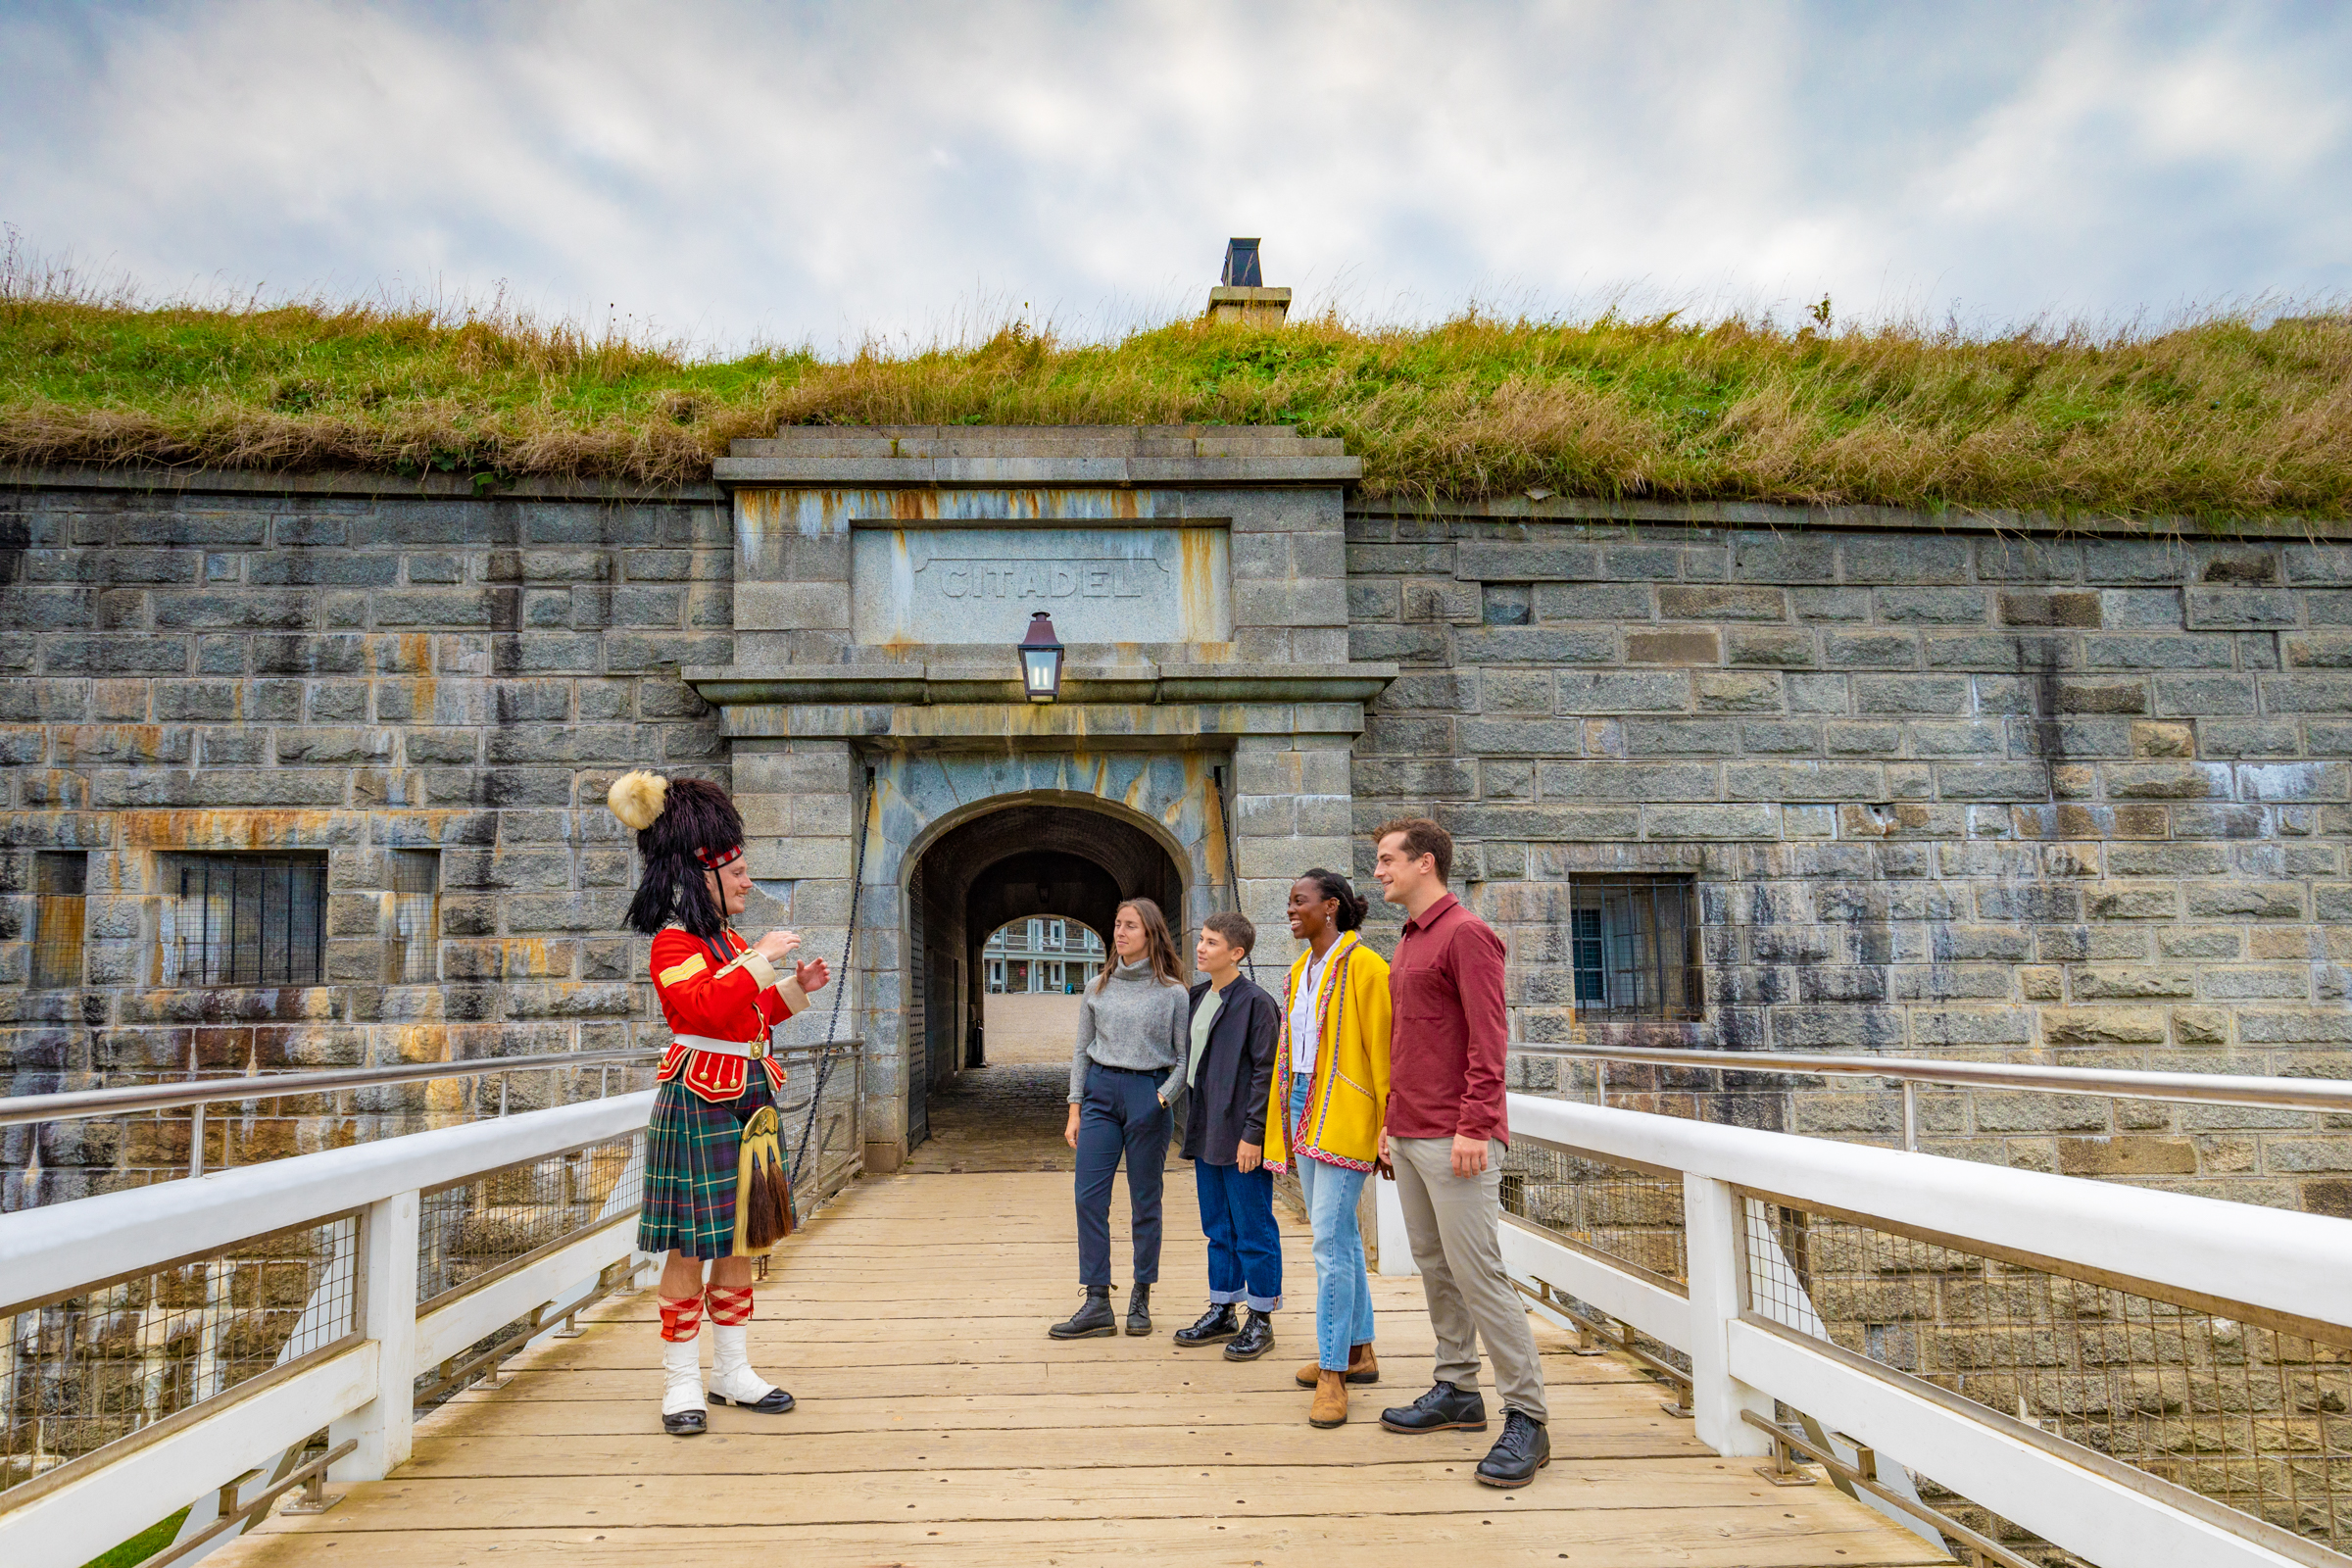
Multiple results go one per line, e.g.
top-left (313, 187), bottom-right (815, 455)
top-left (1075, 1063), bottom-right (1171, 1288)
top-left (1195, 1157), bottom-right (1284, 1311)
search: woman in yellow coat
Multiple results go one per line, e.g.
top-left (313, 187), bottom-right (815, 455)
top-left (1264, 869), bottom-right (1392, 1428)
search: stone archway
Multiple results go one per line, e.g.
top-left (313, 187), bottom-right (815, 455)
top-left (857, 753), bottom-right (1226, 1163)
top-left (900, 800), bottom-right (1186, 1168)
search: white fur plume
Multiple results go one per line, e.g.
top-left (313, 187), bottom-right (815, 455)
top-left (608, 770), bottom-right (668, 832)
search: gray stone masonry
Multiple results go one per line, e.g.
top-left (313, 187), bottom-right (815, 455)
top-left (0, 475), bottom-right (731, 1205)
top-left (1347, 510), bottom-right (2352, 1219)
top-left (11, 462), bottom-right (2352, 1223)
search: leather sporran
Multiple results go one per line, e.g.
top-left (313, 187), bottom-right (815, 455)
top-left (732, 1103), bottom-right (796, 1253)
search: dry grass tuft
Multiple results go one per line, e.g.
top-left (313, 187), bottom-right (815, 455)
top-left (2, 244), bottom-right (2346, 516)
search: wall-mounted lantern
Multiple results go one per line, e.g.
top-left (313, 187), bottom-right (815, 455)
top-left (1018, 612), bottom-right (1064, 703)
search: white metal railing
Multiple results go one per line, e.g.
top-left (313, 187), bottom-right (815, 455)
top-left (0, 1094), bottom-right (654, 1568)
top-left (1374, 1092), bottom-right (2352, 1568)
top-left (0, 1047), bottom-right (662, 1177)
top-left (1520, 1041), bottom-right (2352, 1151)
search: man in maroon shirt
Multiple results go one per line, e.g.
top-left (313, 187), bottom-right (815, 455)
top-left (1372, 817), bottom-right (1549, 1488)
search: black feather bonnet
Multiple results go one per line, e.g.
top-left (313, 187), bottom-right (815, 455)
top-left (609, 771), bottom-right (744, 941)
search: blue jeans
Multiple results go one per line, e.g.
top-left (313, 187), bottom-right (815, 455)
top-left (1195, 1159), bottom-right (1283, 1312)
top-left (1075, 1064), bottom-right (1170, 1288)
top-left (1290, 1073), bottom-right (1373, 1370)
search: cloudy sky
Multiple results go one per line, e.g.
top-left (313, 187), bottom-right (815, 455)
top-left (3, 1), bottom-right (2347, 351)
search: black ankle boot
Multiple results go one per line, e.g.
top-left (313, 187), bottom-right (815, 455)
top-left (1125, 1284), bottom-right (1152, 1337)
top-left (1223, 1308), bottom-right (1275, 1361)
top-left (1049, 1286), bottom-right (1116, 1340)
top-left (1173, 1302), bottom-right (1240, 1347)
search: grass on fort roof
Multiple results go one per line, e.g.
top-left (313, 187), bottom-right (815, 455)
top-left (1, 240), bottom-right (2346, 518)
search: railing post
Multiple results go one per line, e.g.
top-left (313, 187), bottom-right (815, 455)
top-left (329, 1190), bottom-right (419, 1482)
top-left (1682, 1173), bottom-right (1773, 1458)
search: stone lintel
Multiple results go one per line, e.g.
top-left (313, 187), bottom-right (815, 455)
top-left (686, 662), bottom-right (1396, 710)
top-left (713, 455), bottom-right (1361, 487)
top-left (710, 700), bottom-right (1371, 746)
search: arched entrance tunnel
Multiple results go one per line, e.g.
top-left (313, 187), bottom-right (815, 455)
top-left (903, 799), bottom-right (1186, 1168)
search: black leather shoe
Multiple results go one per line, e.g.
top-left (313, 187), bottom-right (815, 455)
top-left (1223, 1308), bottom-right (1275, 1361)
top-left (1049, 1287), bottom-right (1116, 1340)
top-left (1174, 1302), bottom-right (1240, 1347)
top-left (1475, 1410), bottom-right (1550, 1487)
top-left (1380, 1380), bottom-right (1489, 1434)
top-left (710, 1386), bottom-right (795, 1413)
top-left (662, 1408), bottom-right (706, 1437)
top-left (1125, 1284), bottom-right (1152, 1337)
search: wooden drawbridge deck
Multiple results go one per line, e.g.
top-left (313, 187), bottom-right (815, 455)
top-left (218, 1167), bottom-right (1946, 1567)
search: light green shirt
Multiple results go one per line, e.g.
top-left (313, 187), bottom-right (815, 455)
top-left (1186, 987), bottom-right (1223, 1087)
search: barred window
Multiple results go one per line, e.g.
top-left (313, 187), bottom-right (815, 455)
top-left (165, 854), bottom-right (328, 988)
top-left (388, 850), bottom-right (440, 984)
top-left (30, 852), bottom-right (87, 989)
top-left (1569, 876), bottom-right (1701, 1020)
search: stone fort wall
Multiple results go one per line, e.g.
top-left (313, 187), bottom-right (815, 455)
top-left (0, 472), bottom-right (733, 1204)
top-left (1345, 503), bottom-right (2352, 1216)
top-left (5, 469), bottom-right (2351, 1217)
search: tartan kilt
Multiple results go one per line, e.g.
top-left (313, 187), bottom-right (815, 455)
top-left (637, 1075), bottom-right (776, 1259)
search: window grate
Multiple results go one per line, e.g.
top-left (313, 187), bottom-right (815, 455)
top-left (29, 852), bottom-right (86, 990)
top-left (1570, 876), bottom-right (1701, 1020)
top-left (165, 855), bottom-right (327, 989)
top-left (387, 850), bottom-right (440, 985)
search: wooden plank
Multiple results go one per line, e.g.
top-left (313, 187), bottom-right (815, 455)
top-left (226, 1457), bottom-right (1923, 1527)
top-left (220, 1510), bottom-right (1945, 1568)
top-left (445, 1355), bottom-right (1644, 1401)
top-left (415, 1385), bottom-right (1669, 1439)
top-left (397, 1415), bottom-right (1705, 1476)
top-left (213, 1166), bottom-right (1942, 1568)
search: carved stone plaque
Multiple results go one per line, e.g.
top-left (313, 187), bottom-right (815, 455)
top-left (851, 525), bottom-right (1231, 645)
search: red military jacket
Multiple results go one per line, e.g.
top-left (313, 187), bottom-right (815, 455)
top-left (650, 925), bottom-right (808, 1103)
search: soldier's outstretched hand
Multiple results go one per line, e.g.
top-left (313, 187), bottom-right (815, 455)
top-left (796, 956), bottom-right (830, 994)
top-left (754, 929), bottom-right (803, 962)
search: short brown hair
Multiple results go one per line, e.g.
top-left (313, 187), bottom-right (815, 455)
top-left (1201, 910), bottom-right (1256, 956)
top-left (1374, 817), bottom-right (1452, 884)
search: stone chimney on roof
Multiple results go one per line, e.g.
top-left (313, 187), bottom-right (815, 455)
top-left (1205, 238), bottom-right (1291, 326)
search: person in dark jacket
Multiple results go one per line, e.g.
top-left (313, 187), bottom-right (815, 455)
top-left (1172, 911), bottom-right (1285, 1361)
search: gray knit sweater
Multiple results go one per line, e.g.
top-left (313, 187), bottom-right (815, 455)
top-left (1067, 959), bottom-right (1192, 1105)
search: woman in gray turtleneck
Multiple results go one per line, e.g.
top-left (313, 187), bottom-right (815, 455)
top-left (1049, 897), bottom-right (1191, 1341)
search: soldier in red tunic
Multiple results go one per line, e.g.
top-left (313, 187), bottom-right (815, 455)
top-left (610, 769), bottom-right (831, 1437)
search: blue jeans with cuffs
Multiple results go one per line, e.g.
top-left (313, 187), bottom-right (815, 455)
top-left (1290, 1071), bottom-right (1374, 1370)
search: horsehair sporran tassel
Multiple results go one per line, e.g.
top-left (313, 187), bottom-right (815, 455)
top-left (734, 1103), bottom-right (795, 1252)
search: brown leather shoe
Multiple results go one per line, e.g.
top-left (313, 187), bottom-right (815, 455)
top-left (1309, 1369), bottom-right (1348, 1429)
top-left (1295, 1343), bottom-right (1379, 1388)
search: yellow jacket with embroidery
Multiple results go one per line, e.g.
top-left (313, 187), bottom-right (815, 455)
top-left (1264, 935), bottom-right (1392, 1173)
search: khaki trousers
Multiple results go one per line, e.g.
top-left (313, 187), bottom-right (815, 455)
top-left (1391, 1136), bottom-right (1548, 1422)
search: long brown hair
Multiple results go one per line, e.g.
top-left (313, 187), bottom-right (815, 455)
top-left (1096, 897), bottom-right (1185, 992)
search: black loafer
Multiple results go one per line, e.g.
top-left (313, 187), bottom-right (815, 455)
top-left (662, 1408), bottom-right (707, 1437)
top-left (1174, 1303), bottom-right (1240, 1347)
top-left (1380, 1380), bottom-right (1488, 1434)
top-left (1223, 1308), bottom-right (1275, 1361)
top-left (1475, 1410), bottom-right (1550, 1488)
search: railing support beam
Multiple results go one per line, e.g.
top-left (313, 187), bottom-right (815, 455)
top-left (330, 1192), bottom-right (418, 1482)
top-left (1683, 1173), bottom-right (1773, 1458)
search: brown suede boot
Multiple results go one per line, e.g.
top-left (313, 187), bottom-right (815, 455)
top-left (1309, 1368), bottom-right (1348, 1428)
top-left (1295, 1343), bottom-right (1379, 1388)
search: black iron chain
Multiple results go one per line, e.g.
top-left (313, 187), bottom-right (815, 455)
top-left (789, 778), bottom-right (867, 1193)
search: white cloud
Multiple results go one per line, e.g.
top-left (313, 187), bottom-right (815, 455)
top-left (1, 0), bottom-right (2345, 350)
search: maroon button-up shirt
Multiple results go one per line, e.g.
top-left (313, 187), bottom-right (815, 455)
top-left (1385, 891), bottom-right (1511, 1145)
